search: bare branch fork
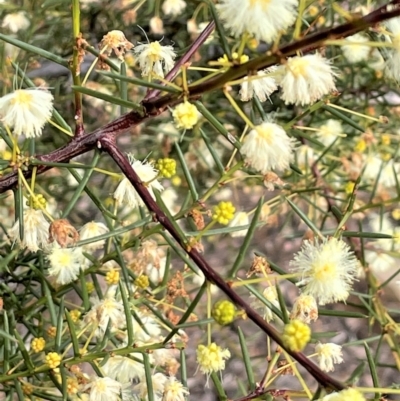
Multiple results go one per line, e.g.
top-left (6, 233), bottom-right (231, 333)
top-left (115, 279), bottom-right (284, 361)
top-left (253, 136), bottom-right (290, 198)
top-left (0, 1), bottom-right (398, 192)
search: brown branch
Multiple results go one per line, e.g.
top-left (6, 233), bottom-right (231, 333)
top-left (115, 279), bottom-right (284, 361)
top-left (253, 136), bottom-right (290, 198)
top-left (146, 1), bottom-right (400, 110)
top-left (100, 137), bottom-right (345, 392)
top-left (0, 2), bottom-right (398, 193)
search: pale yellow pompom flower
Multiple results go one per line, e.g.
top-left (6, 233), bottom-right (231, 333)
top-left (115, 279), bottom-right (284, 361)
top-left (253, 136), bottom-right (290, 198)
top-left (240, 67), bottom-right (279, 102)
top-left (316, 119), bottom-right (343, 147)
top-left (134, 41), bottom-right (176, 78)
top-left (280, 53), bottom-right (337, 106)
top-left (217, 0), bottom-right (298, 43)
top-left (228, 211), bottom-right (249, 237)
top-left (315, 342), bottom-right (343, 372)
top-left (9, 208), bottom-right (50, 252)
top-left (341, 33), bottom-right (371, 63)
top-left (84, 377), bottom-right (122, 401)
top-left (79, 221), bottom-right (109, 251)
top-left (47, 245), bottom-right (85, 285)
top-left (150, 16), bottom-right (165, 35)
top-left (290, 237), bottom-right (359, 305)
top-left (0, 89), bottom-right (54, 138)
top-left (84, 295), bottom-right (125, 336)
top-left (172, 102), bottom-right (199, 129)
top-left (163, 376), bottom-right (189, 401)
top-left (240, 121), bottom-right (296, 174)
top-left (2, 12), bottom-right (30, 33)
top-left (113, 156), bottom-right (164, 208)
top-left (134, 372), bottom-right (167, 400)
top-left (196, 342), bottom-right (231, 375)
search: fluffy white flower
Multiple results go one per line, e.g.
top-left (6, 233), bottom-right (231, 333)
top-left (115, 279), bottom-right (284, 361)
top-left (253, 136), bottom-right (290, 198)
top-left (250, 286), bottom-right (281, 322)
top-left (362, 155), bottom-right (400, 188)
top-left (132, 311), bottom-right (162, 341)
top-left (280, 54), bottom-right (337, 106)
top-left (228, 211), bottom-right (249, 237)
top-left (240, 67), bottom-right (279, 102)
top-left (134, 372), bottom-right (167, 401)
top-left (365, 213), bottom-right (400, 272)
top-left (341, 33), bottom-right (371, 63)
top-left (9, 208), bottom-right (49, 252)
top-left (79, 221), bottom-right (109, 251)
top-left (160, 187), bottom-right (179, 214)
top-left (162, 0), bottom-right (186, 16)
top-left (145, 256), bottom-right (167, 284)
top-left (0, 89), bottom-right (54, 138)
top-left (113, 157), bottom-right (164, 209)
top-left (134, 42), bottom-right (176, 78)
top-left (84, 295), bottom-right (125, 335)
top-left (384, 16), bottom-right (400, 81)
top-left (365, 250), bottom-right (397, 273)
top-left (217, 0), bottom-right (298, 43)
top-left (84, 377), bottom-right (122, 401)
top-left (2, 12), bottom-right (30, 33)
top-left (102, 355), bottom-right (145, 383)
top-left (163, 376), bottom-right (189, 401)
top-left (290, 237), bottom-right (359, 305)
top-left (240, 121), bottom-right (296, 174)
top-left (196, 343), bottom-right (230, 375)
top-left (316, 119), bottom-right (344, 147)
top-left (172, 101), bottom-right (200, 129)
top-left (315, 343), bottom-right (343, 372)
top-left (47, 246), bottom-right (85, 285)
top-left (295, 145), bottom-right (315, 170)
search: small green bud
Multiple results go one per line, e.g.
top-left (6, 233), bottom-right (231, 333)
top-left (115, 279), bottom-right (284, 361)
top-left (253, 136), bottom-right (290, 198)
top-left (28, 194), bottom-right (47, 210)
top-left (157, 158), bottom-right (177, 178)
top-left (212, 300), bottom-right (236, 325)
top-left (135, 274), bottom-right (150, 289)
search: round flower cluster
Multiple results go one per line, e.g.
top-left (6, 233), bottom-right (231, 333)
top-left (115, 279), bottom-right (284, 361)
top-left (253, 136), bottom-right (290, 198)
top-left (211, 300), bottom-right (236, 325)
top-left (241, 121), bottom-right (296, 174)
top-left (0, 88), bottom-right (54, 138)
top-left (172, 102), bottom-right (199, 130)
top-left (212, 201), bottom-right (236, 225)
top-left (45, 352), bottom-right (62, 369)
top-left (29, 194), bottom-right (47, 210)
top-left (69, 309), bottom-right (81, 323)
top-left (196, 343), bottom-right (231, 375)
top-left (157, 158), bottom-right (177, 178)
top-left (290, 237), bottom-right (358, 305)
top-left (282, 319), bottom-right (311, 352)
top-left (31, 337), bottom-right (46, 353)
top-left (135, 274), bottom-right (150, 289)
top-left (105, 269), bottom-right (120, 285)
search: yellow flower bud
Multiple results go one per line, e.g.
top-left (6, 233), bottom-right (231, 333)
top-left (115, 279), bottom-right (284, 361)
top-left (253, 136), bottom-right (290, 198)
top-left (282, 320), bottom-right (311, 352)
top-left (212, 300), bottom-right (236, 325)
